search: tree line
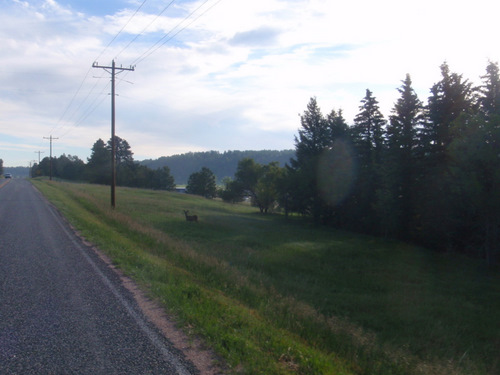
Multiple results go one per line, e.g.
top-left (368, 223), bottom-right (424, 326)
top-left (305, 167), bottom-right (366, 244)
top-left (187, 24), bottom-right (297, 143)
top-left (217, 61), bottom-right (500, 264)
top-left (31, 136), bottom-right (175, 190)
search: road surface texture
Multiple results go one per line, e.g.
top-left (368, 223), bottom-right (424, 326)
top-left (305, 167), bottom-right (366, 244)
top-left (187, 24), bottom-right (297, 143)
top-left (0, 179), bottom-right (200, 374)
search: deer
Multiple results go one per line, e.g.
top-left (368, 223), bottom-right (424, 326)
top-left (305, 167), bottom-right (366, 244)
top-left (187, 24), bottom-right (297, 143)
top-left (183, 210), bottom-right (198, 222)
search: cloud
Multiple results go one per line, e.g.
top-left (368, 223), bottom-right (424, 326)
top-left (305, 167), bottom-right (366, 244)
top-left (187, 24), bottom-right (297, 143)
top-left (1, 0), bottom-right (499, 167)
top-left (229, 27), bottom-right (281, 47)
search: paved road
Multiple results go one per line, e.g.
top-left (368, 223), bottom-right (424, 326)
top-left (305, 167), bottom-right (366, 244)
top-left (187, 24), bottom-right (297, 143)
top-left (0, 179), bottom-right (197, 374)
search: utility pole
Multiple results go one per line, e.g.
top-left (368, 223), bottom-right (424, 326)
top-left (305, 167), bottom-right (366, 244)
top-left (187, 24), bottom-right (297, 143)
top-left (92, 60), bottom-right (135, 208)
top-left (34, 150), bottom-right (44, 163)
top-left (43, 135), bottom-right (58, 181)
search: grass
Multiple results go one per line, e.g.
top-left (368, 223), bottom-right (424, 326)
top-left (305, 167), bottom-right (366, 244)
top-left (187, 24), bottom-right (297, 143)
top-left (32, 179), bottom-right (500, 375)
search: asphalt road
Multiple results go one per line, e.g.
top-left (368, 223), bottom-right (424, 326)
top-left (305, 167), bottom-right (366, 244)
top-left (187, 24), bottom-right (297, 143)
top-left (0, 179), bottom-right (197, 374)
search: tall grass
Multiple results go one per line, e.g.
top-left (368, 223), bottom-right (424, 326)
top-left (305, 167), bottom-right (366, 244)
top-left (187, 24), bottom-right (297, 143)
top-left (33, 180), bottom-right (500, 375)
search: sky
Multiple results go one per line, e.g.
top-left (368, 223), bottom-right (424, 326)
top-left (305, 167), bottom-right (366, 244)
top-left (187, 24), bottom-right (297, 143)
top-left (1, 0), bottom-right (499, 167)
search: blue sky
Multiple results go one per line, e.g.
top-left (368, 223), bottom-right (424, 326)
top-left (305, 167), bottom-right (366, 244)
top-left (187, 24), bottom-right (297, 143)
top-left (1, 0), bottom-right (499, 167)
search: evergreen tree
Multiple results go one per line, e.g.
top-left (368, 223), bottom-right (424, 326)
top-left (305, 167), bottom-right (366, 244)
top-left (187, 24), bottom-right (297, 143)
top-left (294, 97), bottom-right (330, 160)
top-left (424, 62), bottom-right (475, 161)
top-left (86, 138), bottom-right (110, 184)
top-left (289, 97), bottom-right (330, 223)
top-left (478, 60), bottom-right (500, 120)
top-left (154, 166), bottom-right (176, 190)
top-left (415, 63), bottom-right (476, 250)
top-left (326, 109), bottom-right (349, 139)
top-left (352, 89), bottom-right (386, 166)
top-left (106, 136), bottom-right (136, 186)
top-left (107, 136), bottom-right (134, 165)
top-left (350, 89), bottom-right (386, 233)
top-left (386, 74), bottom-right (424, 237)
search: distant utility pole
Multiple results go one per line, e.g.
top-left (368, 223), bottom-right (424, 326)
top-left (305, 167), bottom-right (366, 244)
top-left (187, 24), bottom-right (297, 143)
top-left (43, 135), bottom-right (58, 181)
top-left (92, 60), bottom-right (135, 208)
top-left (34, 150), bottom-right (44, 163)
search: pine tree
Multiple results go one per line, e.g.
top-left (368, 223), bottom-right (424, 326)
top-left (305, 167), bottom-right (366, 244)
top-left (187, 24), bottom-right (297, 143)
top-left (386, 74), bottom-right (424, 237)
top-left (350, 89), bottom-right (386, 233)
top-left (417, 63), bottom-right (475, 251)
top-left (479, 60), bottom-right (500, 120)
top-left (352, 89), bottom-right (386, 166)
top-left (424, 62), bottom-right (475, 161)
top-left (86, 138), bottom-right (110, 184)
top-left (289, 97), bottom-right (337, 223)
top-left (107, 136), bottom-right (134, 165)
top-left (294, 97), bottom-right (330, 160)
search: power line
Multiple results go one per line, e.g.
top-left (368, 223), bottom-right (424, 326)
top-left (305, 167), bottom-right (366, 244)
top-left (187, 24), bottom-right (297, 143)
top-left (95, 0), bottom-right (149, 63)
top-left (131, 0), bottom-right (219, 67)
top-left (53, 0), bottom-right (147, 138)
top-left (115, 0), bottom-right (176, 61)
top-left (55, 0), bottom-right (224, 143)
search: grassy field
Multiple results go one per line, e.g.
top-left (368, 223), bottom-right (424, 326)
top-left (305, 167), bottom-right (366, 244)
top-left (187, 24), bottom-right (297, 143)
top-left (32, 179), bottom-right (500, 375)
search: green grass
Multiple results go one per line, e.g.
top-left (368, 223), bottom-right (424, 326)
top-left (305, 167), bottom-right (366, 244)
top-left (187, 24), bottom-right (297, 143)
top-left (32, 179), bottom-right (500, 375)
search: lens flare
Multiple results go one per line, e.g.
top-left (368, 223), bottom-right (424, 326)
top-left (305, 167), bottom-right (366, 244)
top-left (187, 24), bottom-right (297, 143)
top-left (317, 139), bottom-right (356, 207)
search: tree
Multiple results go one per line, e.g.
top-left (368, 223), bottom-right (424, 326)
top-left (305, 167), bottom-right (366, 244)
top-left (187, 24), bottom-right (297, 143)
top-left (186, 167), bottom-right (217, 198)
top-left (252, 162), bottom-right (284, 213)
top-left (86, 138), bottom-right (110, 184)
top-left (352, 89), bottom-right (386, 166)
top-left (288, 98), bottom-right (354, 223)
top-left (106, 136), bottom-right (136, 186)
top-left (386, 74), bottom-right (425, 237)
top-left (107, 136), bottom-right (134, 165)
top-left (447, 114), bottom-right (500, 263)
top-left (415, 63), bottom-right (476, 250)
top-left (234, 158), bottom-right (262, 199)
top-left (423, 62), bottom-right (475, 161)
top-left (349, 89), bottom-right (387, 233)
top-left (478, 61), bottom-right (500, 120)
top-left (153, 166), bottom-right (176, 190)
top-left (219, 177), bottom-right (244, 203)
top-left (289, 97), bottom-right (329, 223)
top-left (56, 154), bottom-right (85, 181)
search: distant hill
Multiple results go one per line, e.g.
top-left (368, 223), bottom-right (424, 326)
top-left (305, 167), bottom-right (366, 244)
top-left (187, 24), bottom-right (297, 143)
top-left (141, 150), bottom-right (295, 185)
top-left (4, 166), bottom-right (30, 178)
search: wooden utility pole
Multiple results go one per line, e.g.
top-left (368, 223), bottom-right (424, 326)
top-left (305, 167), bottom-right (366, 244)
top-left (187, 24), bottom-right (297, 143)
top-left (34, 150), bottom-right (44, 163)
top-left (43, 135), bottom-right (58, 181)
top-left (92, 60), bottom-right (135, 208)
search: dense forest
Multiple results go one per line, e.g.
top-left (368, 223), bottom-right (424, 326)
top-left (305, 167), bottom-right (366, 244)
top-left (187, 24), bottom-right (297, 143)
top-left (25, 61), bottom-right (500, 264)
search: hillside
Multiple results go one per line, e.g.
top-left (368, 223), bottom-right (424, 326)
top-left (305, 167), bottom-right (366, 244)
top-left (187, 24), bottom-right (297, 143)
top-left (140, 150), bottom-right (295, 185)
top-left (4, 166), bottom-right (30, 177)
